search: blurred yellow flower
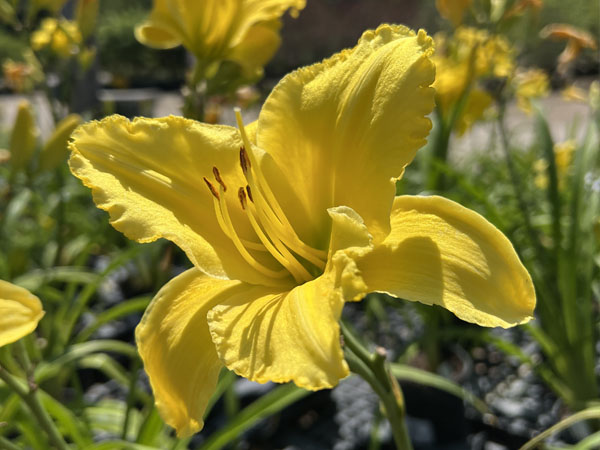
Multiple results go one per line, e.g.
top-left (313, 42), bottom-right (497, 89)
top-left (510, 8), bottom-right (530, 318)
top-left (534, 140), bottom-right (576, 189)
top-left (69, 25), bottom-right (535, 437)
top-left (433, 28), bottom-right (513, 133)
top-left (31, 17), bottom-right (82, 58)
top-left (513, 68), bottom-right (550, 113)
top-left (0, 280), bottom-right (45, 347)
top-left (561, 85), bottom-right (587, 102)
top-left (2, 60), bottom-right (33, 92)
top-left (541, 24), bottom-right (597, 75)
top-left (135, 0), bottom-right (305, 78)
top-left (436, 0), bottom-right (471, 26)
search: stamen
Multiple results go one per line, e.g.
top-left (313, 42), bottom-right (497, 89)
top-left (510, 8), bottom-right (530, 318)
top-left (203, 177), bottom-right (220, 200)
top-left (204, 177), bottom-right (266, 252)
top-left (212, 167), bottom-right (227, 192)
top-left (245, 201), bottom-right (313, 283)
top-left (234, 108), bottom-right (327, 275)
top-left (239, 146), bottom-right (250, 173)
top-left (216, 183), bottom-right (288, 279)
top-left (238, 187), bottom-right (247, 210)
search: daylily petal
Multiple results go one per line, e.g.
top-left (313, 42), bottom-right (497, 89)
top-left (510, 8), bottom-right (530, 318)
top-left (256, 24), bottom-right (435, 245)
top-left (354, 196), bottom-right (536, 327)
top-left (228, 20), bottom-right (282, 79)
top-left (207, 271), bottom-right (349, 390)
top-left (136, 268), bottom-right (242, 437)
top-left (134, 21), bottom-right (182, 50)
top-left (0, 280), bottom-right (45, 347)
top-left (135, 0), bottom-right (303, 64)
top-left (69, 115), bottom-right (293, 287)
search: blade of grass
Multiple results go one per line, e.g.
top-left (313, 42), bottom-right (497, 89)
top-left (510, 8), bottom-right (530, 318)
top-left (75, 296), bottom-right (151, 343)
top-left (390, 364), bottom-right (489, 414)
top-left (520, 407), bottom-right (600, 450)
top-left (199, 383), bottom-right (310, 450)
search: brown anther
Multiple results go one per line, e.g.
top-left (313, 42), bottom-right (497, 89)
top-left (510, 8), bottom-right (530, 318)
top-left (203, 177), bottom-right (220, 200)
top-left (239, 146), bottom-right (251, 173)
top-left (246, 185), bottom-right (254, 202)
top-left (212, 166), bottom-right (227, 192)
top-left (238, 187), bottom-right (247, 209)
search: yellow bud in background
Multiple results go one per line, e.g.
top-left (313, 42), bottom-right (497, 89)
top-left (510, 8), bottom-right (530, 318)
top-left (9, 101), bottom-right (38, 172)
top-left (39, 114), bottom-right (81, 171)
top-left (76, 0), bottom-right (98, 40)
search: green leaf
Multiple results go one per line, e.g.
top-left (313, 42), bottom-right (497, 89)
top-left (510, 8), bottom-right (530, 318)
top-left (199, 383), bottom-right (310, 450)
top-left (76, 296), bottom-right (151, 343)
top-left (13, 267), bottom-right (98, 292)
top-left (39, 390), bottom-right (93, 447)
top-left (83, 441), bottom-right (159, 450)
top-left (35, 340), bottom-right (138, 383)
top-left (390, 364), bottom-right (488, 414)
top-left (520, 407), bottom-right (600, 450)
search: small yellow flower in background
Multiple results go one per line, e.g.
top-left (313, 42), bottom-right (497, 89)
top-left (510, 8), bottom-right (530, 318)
top-left (561, 84), bottom-right (587, 103)
top-left (513, 68), bottom-right (550, 113)
top-left (435, 0), bottom-right (471, 26)
top-left (0, 280), bottom-right (45, 347)
top-left (2, 60), bottom-right (33, 93)
top-left (31, 17), bottom-right (82, 58)
top-left (69, 25), bottom-right (535, 437)
top-left (540, 24), bottom-right (597, 75)
top-left (9, 101), bottom-right (38, 172)
top-left (135, 0), bottom-right (305, 79)
top-left (432, 28), bottom-right (513, 133)
top-left (534, 139), bottom-right (576, 189)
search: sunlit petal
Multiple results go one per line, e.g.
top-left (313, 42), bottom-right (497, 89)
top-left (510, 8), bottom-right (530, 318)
top-left (69, 115), bottom-right (292, 287)
top-left (208, 272), bottom-right (349, 390)
top-left (355, 196), bottom-right (536, 327)
top-left (136, 268), bottom-right (242, 437)
top-left (257, 25), bottom-right (435, 245)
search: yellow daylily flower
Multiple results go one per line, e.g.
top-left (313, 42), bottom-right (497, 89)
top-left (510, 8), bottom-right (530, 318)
top-left (534, 140), bottom-right (576, 189)
top-left (69, 25), bottom-right (535, 437)
top-left (31, 17), bottom-right (82, 58)
top-left (513, 68), bottom-right (550, 114)
top-left (432, 28), bottom-right (513, 133)
top-left (135, 0), bottom-right (305, 78)
top-left (0, 280), bottom-right (45, 347)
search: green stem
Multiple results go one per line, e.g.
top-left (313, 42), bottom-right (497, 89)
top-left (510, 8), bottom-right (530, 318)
top-left (183, 61), bottom-right (206, 121)
top-left (340, 322), bottom-right (413, 450)
top-left (0, 366), bottom-right (69, 450)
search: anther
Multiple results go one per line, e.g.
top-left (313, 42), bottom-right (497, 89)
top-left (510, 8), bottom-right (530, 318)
top-left (212, 167), bottom-right (227, 191)
top-left (239, 146), bottom-right (251, 173)
top-left (246, 185), bottom-right (253, 202)
top-left (238, 187), bottom-right (247, 210)
top-left (203, 177), bottom-right (220, 200)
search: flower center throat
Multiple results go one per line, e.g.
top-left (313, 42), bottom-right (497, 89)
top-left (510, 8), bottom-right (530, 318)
top-left (203, 109), bottom-right (326, 284)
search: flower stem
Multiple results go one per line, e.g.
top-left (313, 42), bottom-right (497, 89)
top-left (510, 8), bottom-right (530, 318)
top-left (340, 321), bottom-right (413, 450)
top-left (0, 364), bottom-right (69, 450)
